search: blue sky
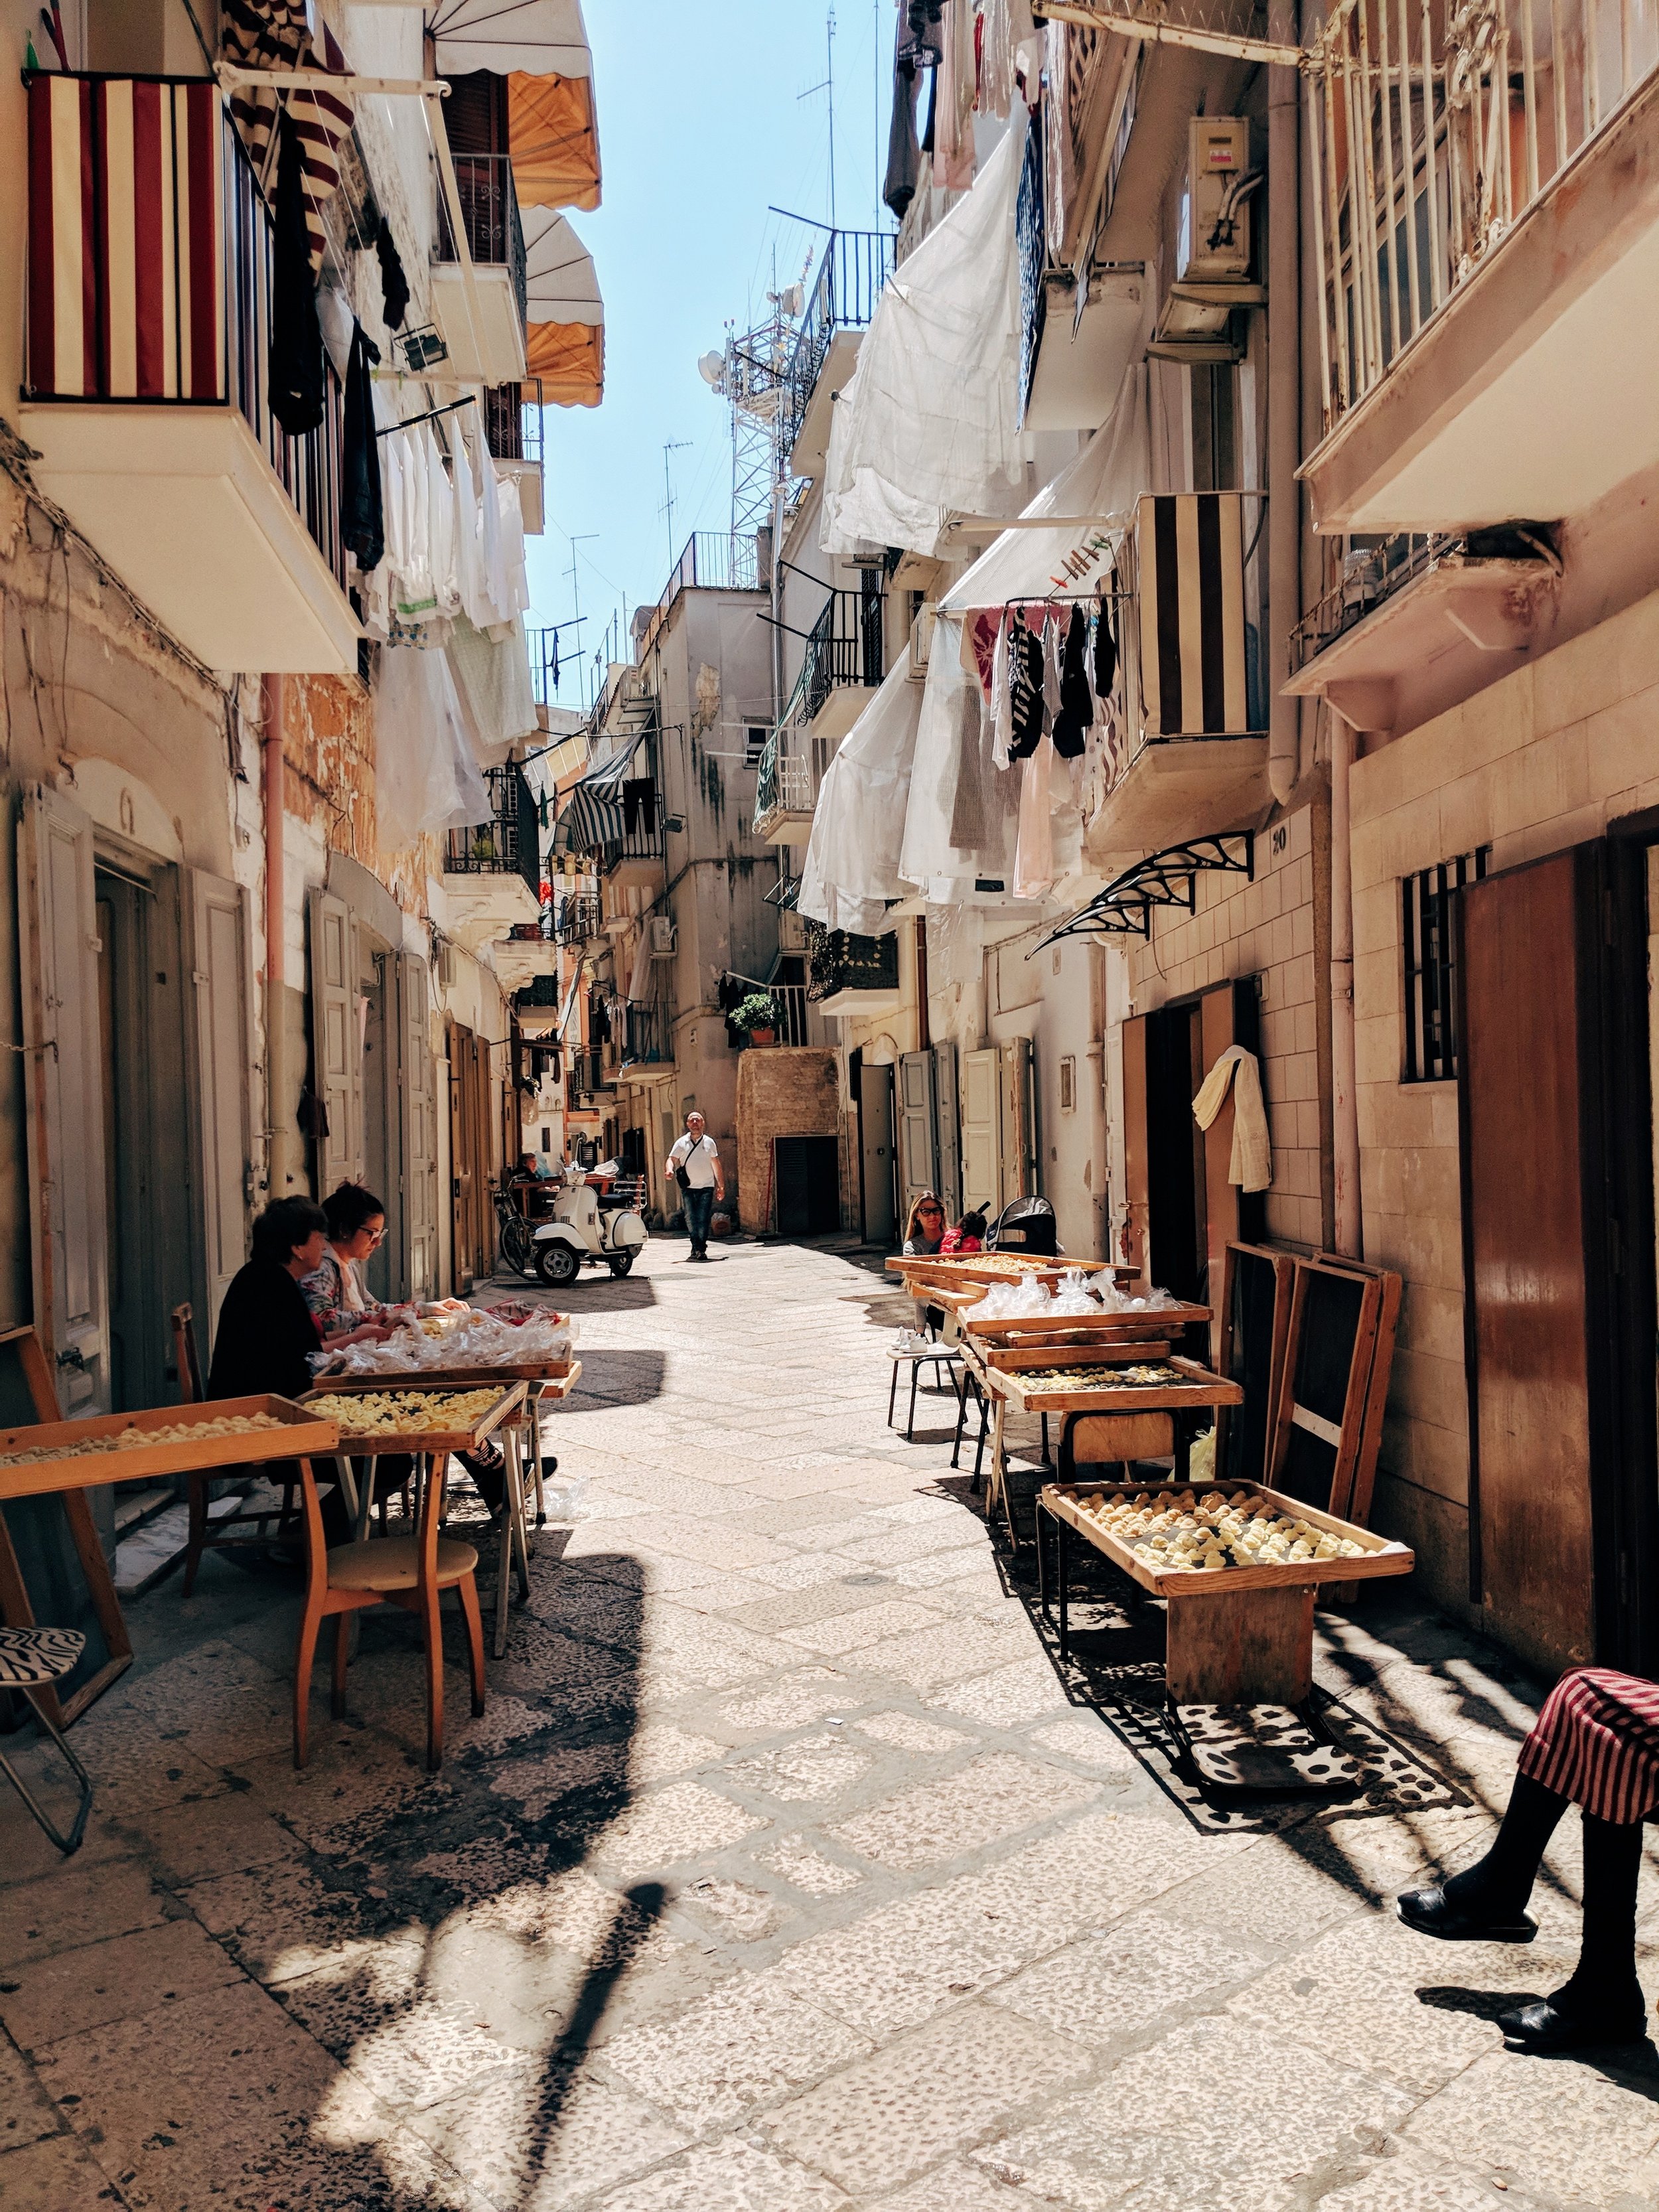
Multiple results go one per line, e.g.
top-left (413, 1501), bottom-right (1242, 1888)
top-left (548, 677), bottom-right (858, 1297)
top-left (524, 1), bottom-right (897, 707)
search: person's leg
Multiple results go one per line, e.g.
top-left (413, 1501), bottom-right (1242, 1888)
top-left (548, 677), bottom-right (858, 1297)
top-left (1497, 1812), bottom-right (1647, 2051)
top-left (685, 1185), bottom-right (713, 1257)
top-left (1398, 1771), bottom-right (1569, 1941)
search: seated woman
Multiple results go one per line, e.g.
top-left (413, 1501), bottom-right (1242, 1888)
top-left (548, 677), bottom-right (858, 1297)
top-left (1398, 1665), bottom-right (1659, 2052)
top-left (209, 1196), bottom-right (385, 1400)
top-left (902, 1192), bottom-right (947, 1335)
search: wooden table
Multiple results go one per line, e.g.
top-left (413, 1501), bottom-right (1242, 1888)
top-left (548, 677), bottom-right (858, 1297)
top-left (299, 1381), bottom-right (529, 1657)
top-left (1038, 1475), bottom-right (1414, 1788)
top-left (974, 1353), bottom-right (1240, 1548)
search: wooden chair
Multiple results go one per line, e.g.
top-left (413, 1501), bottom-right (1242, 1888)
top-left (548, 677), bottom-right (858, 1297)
top-left (173, 1302), bottom-right (299, 1595)
top-left (291, 1453), bottom-right (485, 1772)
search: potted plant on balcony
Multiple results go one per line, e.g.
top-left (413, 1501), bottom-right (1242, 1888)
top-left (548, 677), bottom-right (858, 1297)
top-left (733, 991), bottom-right (780, 1047)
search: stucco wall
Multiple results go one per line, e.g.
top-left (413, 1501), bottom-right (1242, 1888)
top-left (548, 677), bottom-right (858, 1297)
top-left (1125, 796), bottom-right (1332, 1251)
top-left (1350, 581), bottom-right (1659, 1623)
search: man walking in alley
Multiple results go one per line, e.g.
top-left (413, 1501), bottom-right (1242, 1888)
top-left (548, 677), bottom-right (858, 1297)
top-left (666, 1108), bottom-right (723, 1260)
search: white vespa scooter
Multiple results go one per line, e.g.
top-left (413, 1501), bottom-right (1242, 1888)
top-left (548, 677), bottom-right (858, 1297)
top-left (531, 1161), bottom-right (648, 1286)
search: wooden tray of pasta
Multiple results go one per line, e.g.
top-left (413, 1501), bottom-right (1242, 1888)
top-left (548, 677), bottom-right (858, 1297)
top-left (1041, 1476), bottom-right (1414, 1598)
top-left (0, 1394), bottom-right (339, 1504)
top-left (988, 1355), bottom-right (1241, 1415)
top-left (299, 1379), bottom-right (527, 1454)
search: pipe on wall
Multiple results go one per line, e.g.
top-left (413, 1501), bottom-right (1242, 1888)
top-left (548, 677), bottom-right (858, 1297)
top-left (261, 672), bottom-right (290, 1197)
top-left (1329, 709), bottom-right (1361, 1255)
top-left (1086, 940), bottom-right (1111, 1262)
top-left (1266, 0), bottom-right (1301, 805)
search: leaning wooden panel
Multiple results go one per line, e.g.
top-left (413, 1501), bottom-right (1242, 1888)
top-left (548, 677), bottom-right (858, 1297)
top-left (1216, 1242), bottom-right (1295, 1486)
top-left (0, 1394), bottom-right (341, 1503)
top-left (1269, 1261), bottom-right (1383, 1521)
top-left (1307, 1256), bottom-right (1402, 1528)
top-left (1039, 1477), bottom-right (1414, 1599)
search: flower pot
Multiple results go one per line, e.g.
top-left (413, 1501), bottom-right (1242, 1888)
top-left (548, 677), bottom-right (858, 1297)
top-left (747, 1028), bottom-right (777, 1047)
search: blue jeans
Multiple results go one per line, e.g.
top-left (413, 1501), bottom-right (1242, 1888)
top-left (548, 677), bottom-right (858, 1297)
top-left (684, 1184), bottom-right (715, 1251)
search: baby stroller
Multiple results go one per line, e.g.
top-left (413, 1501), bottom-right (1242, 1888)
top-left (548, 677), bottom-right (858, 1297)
top-left (987, 1194), bottom-right (1060, 1257)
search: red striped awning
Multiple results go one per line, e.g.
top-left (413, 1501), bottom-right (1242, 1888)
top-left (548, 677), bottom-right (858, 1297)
top-left (27, 74), bottom-right (224, 402)
top-left (221, 0), bottom-right (354, 271)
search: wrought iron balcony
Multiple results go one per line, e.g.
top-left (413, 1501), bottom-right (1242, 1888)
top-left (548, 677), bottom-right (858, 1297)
top-left (620, 1005), bottom-right (671, 1067)
top-left (436, 151), bottom-right (527, 322)
top-left (483, 376), bottom-right (544, 534)
top-left (780, 229), bottom-right (896, 459)
top-left (445, 764), bottom-right (541, 899)
top-left (553, 890), bottom-right (603, 943)
top-left (806, 924), bottom-right (900, 1003)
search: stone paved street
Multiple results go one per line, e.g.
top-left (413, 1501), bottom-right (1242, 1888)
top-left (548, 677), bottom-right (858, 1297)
top-left (4, 1237), bottom-right (1659, 2210)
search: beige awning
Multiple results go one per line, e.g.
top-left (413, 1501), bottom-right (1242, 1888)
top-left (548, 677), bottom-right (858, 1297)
top-left (523, 208), bottom-right (604, 406)
top-left (430, 1), bottom-right (601, 210)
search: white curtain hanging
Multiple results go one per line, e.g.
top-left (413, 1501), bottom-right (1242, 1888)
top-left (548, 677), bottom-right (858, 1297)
top-left (373, 645), bottom-right (490, 855)
top-left (822, 106), bottom-right (1030, 559)
top-left (798, 658), bottom-right (926, 936)
top-left (897, 613), bottom-right (1019, 903)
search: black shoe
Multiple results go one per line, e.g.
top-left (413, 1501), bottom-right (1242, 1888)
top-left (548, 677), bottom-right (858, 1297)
top-left (1397, 1884), bottom-right (1538, 1944)
top-left (1498, 1995), bottom-right (1648, 2053)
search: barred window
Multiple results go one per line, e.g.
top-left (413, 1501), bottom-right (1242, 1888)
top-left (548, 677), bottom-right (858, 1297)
top-left (1402, 847), bottom-right (1490, 1082)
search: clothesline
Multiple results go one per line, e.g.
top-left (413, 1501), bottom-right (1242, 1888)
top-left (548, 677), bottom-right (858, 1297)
top-left (376, 395), bottom-right (480, 439)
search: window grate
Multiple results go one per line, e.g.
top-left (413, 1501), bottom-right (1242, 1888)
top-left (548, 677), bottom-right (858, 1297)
top-left (1402, 846), bottom-right (1490, 1082)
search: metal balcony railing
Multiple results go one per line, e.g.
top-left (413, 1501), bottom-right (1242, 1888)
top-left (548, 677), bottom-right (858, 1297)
top-left (482, 378), bottom-right (543, 465)
top-left (659, 531), bottom-right (762, 605)
top-left (770, 982), bottom-right (810, 1045)
top-left (805, 925), bottom-right (900, 1003)
top-left (780, 229), bottom-right (896, 458)
top-left (620, 1005), bottom-right (671, 1066)
top-left (800, 583), bottom-right (885, 723)
top-left (1305, 0), bottom-right (1659, 431)
top-left (23, 82), bottom-right (348, 595)
top-left (553, 890), bottom-right (603, 943)
top-left (1289, 526), bottom-right (1558, 672)
top-left (435, 151), bottom-right (528, 328)
top-left (599, 782), bottom-right (666, 872)
top-left (444, 763), bottom-right (541, 897)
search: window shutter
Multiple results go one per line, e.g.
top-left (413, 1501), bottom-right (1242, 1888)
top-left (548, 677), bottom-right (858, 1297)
top-left (960, 1047), bottom-right (1001, 1217)
top-left (932, 1041), bottom-right (960, 1218)
top-left (897, 1049), bottom-right (938, 1217)
top-left (397, 953), bottom-right (438, 1301)
top-left (1121, 1013), bottom-right (1151, 1280)
top-left (307, 889), bottom-right (357, 1196)
top-left (184, 869), bottom-right (253, 1333)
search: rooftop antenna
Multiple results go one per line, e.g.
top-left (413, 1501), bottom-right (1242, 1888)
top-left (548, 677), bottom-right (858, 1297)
top-left (565, 532), bottom-right (597, 704)
top-left (660, 437), bottom-right (691, 567)
top-left (798, 5), bottom-right (837, 230)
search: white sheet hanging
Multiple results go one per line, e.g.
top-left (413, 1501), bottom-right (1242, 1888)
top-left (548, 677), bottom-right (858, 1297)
top-left (374, 644), bottom-right (491, 856)
top-left (798, 658), bottom-right (926, 936)
top-left (897, 613), bottom-right (1019, 903)
top-left (822, 106), bottom-right (1030, 559)
top-left (938, 363), bottom-right (1149, 614)
top-left (445, 614), bottom-right (539, 765)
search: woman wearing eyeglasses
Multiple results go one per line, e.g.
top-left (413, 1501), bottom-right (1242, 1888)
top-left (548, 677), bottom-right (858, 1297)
top-left (902, 1191), bottom-right (948, 1334)
top-left (303, 1182), bottom-right (417, 1344)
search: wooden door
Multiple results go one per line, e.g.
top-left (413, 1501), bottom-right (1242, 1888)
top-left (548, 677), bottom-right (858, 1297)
top-left (933, 1041), bottom-right (961, 1217)
top-left (897, 1049), bottom-right (938, 1215)
top-left (1001, 1037), bottom-right (1035, 1205)
top-left (858, 1063), bottom-right (896, 1246)
top-left (397, 954), bottom-right (437, 1301)
top-left (186, 869), bottom-right (253, 1333)
top-left (449, 1021), bottom-right (481, 1288)
top-left (308, 890), bottom-right (359, 1196)
top-left (19, 785), bottom-right (109, 1416)
top-left (960, 1047), bottom-right (1001, 1215)
top-left (1121, 1013), bottom-right (1149, 1278)
top-left (1198, 978), bottom-right (1263, 1360)
top-left (1459, 851), bottom-right (1597, 1674)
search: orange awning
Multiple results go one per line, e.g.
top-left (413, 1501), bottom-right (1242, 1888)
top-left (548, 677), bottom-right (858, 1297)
top-left (523, 209), bottom-right (604, 406)
top-left (508, 70), bottom-right (600, 212)
top-left (526, 320), bottom-right (603, 406)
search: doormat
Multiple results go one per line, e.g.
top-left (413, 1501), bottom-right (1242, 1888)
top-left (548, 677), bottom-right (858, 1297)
top-left (989, 1514), bottom-right (1471, 1837)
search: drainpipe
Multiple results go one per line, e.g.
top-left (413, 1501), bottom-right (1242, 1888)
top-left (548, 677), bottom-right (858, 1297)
top-left (262, 674), bottom-right (289, 1197)
top-left (1329, 708), bottom-right (1361, 1256)
top-left (1086, 941), bottom-right (1110, 1262)
top-left (1266, 0), bottom-right (1301, 806)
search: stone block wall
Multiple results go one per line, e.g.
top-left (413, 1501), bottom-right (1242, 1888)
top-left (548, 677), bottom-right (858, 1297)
top-left (735, 1047), bottom-right (840, 1234)
top-left (1350, 581), bottom-right (1659, 1624)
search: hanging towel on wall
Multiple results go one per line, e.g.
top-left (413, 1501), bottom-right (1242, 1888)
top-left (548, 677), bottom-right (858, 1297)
top-left (1192, 1045), bottom-right (1273, 1193)
top-left (376, 216), bottom-right (409, 329)
top-left (1050, 604), bottom-right (1092, 758)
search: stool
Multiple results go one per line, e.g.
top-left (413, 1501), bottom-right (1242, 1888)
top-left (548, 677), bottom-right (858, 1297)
top-left (0, 1625), bottom-right (95, 1854)
top-left (887, 1343), bottom-right (963, 1441)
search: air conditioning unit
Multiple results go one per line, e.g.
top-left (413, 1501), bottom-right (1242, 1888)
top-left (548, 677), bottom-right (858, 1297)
top-left (1150, 117), bottom-right (1263, 363)
top-left (434, 940), bottom-right (460, 992)
top-left (778, 909), bottom-right (808, 952)
top-left (909, 601), bottom-right (937, 681)
top-left (650, 916), bottom-right (677, 956)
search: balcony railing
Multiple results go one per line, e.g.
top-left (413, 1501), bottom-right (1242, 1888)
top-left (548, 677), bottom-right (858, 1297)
top-left (660, 531), bottom-right (762, 605)
top-left (800, 583), bottom-right (885, 723)
top-left (445, 763), bottom-right (541, 897)
top-left (436, 150), bottom-right (528, 327)
top-left (780, 229), bottom-right (897, 458)
top-left (23, 79), bottom-right (346, 595)
top-left (553, 890), bottom-right (603, 942)
top-left (805, 924), bottom-right (901, 1003)
top-left (598, 780), bottom-right (666, 873)
top-left (482, 378), bottom-right (543, 465)
top-left (620, 1005), bottom-right (671, 1066)
top-left (1305, 0), bottom-right (1659, 430)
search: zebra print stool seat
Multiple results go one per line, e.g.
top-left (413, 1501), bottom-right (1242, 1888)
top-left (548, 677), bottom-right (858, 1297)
top-left (0, 1625), bottom-right (94, 1856)
top-left (0, 1625), bottom-right (86, 1686)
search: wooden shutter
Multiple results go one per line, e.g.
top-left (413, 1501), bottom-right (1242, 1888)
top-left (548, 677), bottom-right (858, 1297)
top-left (397, 953), bottom-right (438, 1301)
top-left (897, 1049), bottom-right (938, 1215)
top-left (307, 889), bottom-right (358, 1196)
top-left (1196, 978), bottom-right (1261, 1360)
top-left (1001, 1036), bottom-right (1035, 1205)
top-left (184, 869), bottom-right (253, 1333)
top-left (960, 1047), bottom-right (1001, 1215)
top-left (1121, 1013), bottom-right (1150, 1280)
top-left (18, 786), bottom-right (109, 1414)
top-left (933, 1041), bottom-right (961, 1217)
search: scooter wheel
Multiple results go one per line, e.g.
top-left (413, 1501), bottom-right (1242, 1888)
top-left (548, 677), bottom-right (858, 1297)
top-left (608, 1254), bottom-right (634, 1278)
top-left (535, 1241), bottom-right (581, 1288)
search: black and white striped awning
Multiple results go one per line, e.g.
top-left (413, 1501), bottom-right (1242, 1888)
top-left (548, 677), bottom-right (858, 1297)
top-left (1136, 494), bottom-right (1256, 737)
top-left (553, 734), bottom-right (646, 855)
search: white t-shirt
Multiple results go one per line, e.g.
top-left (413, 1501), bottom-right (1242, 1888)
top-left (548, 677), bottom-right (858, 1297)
top-left (669, 1132), bottom-right (719, 1189)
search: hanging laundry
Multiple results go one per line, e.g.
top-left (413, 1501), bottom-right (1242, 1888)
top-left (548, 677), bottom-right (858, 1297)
top-left (934, 0), bottom-right (975, 189)
top-left (884, 42), bottom-right (923, 220)
top-left (339, 324), bottom-right (384, 577)
top-left (447, 412), bottom-right (494, 632)
top-left (446, 613), bottom-right (538, 763)
top-left (1007, 611), bottom-right (1046, 760)
top-left (1041, 609), bottom-right (1065, 725)
top-left (269, 113), bottom-right (325, 435)
top-left (990, 612), bottom-right (1013, 769)
top-left (620, 780), bottom-right (656, 838)
top-left (1050, 605), bottom-right (1092, 759)
top-left (492, 469), bottom-right (532, 631)
top-left (376, 216), bottom-right (409, 330)
top-left (1015, 98), bottom-right (1046, 425)
top-left (900, 0), bottom-right (945, 70)
top-left (1092, 592), bottom-right (1118, 700)
top-left (1013, 733), bottom-right (1056, 899)
top-left (426, 423), bottom-right (459, 622)
top-left (948, 674), bottom-right (993, 849)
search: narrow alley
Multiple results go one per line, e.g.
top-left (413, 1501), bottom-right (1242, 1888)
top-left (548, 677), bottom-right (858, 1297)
top-left (4, 1238), bottom-right (1656, 2212)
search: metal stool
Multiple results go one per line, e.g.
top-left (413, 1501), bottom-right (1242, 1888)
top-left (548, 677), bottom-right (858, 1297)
top-left (887, 1343), bottom-right (963, 1441)
top-left (0, 1626), bottom-right (94, 1854)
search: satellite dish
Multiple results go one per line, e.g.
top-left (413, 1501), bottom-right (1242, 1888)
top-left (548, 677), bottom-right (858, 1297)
top-left (778, 282), bottom-right (805, 319)
top-left (697, 350), bottom-right (726, 389)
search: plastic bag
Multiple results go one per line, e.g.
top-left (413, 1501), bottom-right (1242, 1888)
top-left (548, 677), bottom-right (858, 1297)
top-left (1050, 1268), bottom-right (1098, 1315)
top-left (328, 1305), bottom-right (575, 1375)
top-left (540, 1472), bottom-right (589, 1524)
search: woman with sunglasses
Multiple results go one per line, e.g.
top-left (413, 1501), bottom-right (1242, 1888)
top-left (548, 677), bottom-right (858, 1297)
top-left (902, 1191), bottom-right (948, 1334)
